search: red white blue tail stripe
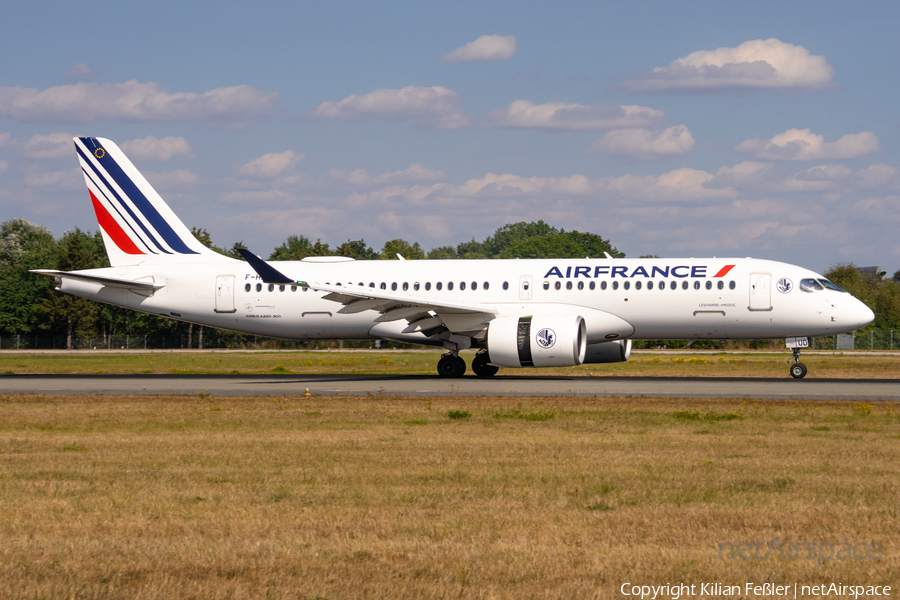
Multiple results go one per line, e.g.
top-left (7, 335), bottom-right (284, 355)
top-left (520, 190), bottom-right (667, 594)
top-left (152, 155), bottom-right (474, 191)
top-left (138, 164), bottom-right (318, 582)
top-left (75, 137), bottom-right (211, 263)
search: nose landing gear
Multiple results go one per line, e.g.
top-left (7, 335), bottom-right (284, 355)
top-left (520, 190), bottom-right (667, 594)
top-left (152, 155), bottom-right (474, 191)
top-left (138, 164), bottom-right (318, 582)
top-left (789, 347), bottom-right (808, 379)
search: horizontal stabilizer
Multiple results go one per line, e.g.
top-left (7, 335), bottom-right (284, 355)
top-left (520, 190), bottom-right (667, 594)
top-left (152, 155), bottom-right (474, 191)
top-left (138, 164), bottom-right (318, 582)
top-left (237, 249), bottom-right (296, 285)
top-left (31, 269), bottom-right (164, 290)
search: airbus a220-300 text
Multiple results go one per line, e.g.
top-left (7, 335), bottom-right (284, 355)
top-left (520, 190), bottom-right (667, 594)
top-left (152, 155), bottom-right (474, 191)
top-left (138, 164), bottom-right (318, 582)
top-left (33, 138), bottom-right (875, 379)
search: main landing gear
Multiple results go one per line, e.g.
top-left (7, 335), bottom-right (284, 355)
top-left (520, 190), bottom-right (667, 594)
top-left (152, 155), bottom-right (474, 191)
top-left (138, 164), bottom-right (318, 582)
top-left (437, 352), bottom-right (466, 378)
top-left (789, 347), bottom-right (808, 379)
top-left (437, 351), bottom-right (500, 378)
top-left (472, 350), bottom-right (499, 378)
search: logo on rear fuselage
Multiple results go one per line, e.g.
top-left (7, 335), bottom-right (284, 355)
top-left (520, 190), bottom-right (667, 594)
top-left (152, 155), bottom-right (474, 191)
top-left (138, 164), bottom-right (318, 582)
top-left (536, 328), bottom-right (556, 349)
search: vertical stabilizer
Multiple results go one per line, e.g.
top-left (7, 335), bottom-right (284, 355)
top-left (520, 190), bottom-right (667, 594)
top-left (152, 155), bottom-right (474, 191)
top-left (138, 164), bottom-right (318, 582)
top-left (74, 136), bottom-right (226, 266)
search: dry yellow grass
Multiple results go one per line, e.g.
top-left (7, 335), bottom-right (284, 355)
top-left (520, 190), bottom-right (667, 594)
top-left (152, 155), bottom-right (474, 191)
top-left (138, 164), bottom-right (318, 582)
top-left (0, 393), bottom-right (897, 598)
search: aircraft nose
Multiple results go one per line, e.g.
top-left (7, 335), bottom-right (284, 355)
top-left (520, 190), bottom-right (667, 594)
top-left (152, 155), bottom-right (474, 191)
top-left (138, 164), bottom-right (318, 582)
top-left (850, 299), bottom-right (875, 329)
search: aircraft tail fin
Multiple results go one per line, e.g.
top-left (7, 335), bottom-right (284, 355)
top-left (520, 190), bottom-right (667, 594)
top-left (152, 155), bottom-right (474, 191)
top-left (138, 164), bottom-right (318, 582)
top-left (74, 136), bottom-right (226, 267)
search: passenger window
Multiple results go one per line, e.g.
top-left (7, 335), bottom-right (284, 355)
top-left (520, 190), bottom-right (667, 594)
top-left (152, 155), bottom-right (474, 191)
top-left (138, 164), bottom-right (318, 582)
top-left (402, 282), bottom-right (409, 291)
top-left (543, 281), bottom-right (550, 290)
top-left (484, 282), bottom-right (489, 290)
top-left (612, 281), bottom-right (619, 290)
top-left (369, 282), bottom-right (374, 288)
top-left (670, 281), bottom-right (677, 290)
top-left (268, 284), bottom-right (274, 292)
top-left (635, 281), bottom-right (642, 290)
top-left (256, 283), bottom-right (262, 292)
top-left (503, 282), bottom-right (509, 290)
top-left (471, 281), bottom-right (477, 290)
top-left (693, 281), bottom-right (700, 290)
top-left (414, 282), bottom-right (420, 291)
top-left (391, 282), bottom-right (397, 291)
top-left (291, 285), bottom-right (297, 292)
top-left (279, 285), bottom-right (285, 292)
top-left (729, 281), bottom-right (736, 290)
top-left (601, 281), bottom-right (607, 290)
top-left (448, 282), bottom-right (454, 291)
top-left (437, 282), bottom-right (443, 290)
top-left (577, 281), bottom-right (584, 290)
top-left (705, 281), bottom-right (712, 290)
top-left (425, 282), bottom-right (431, 291)
top-left (566, 281), bottom-right (573, 290)
top-left (717, 281), bottom-right (723, 290)
top-left (460, 282), bottom-right (466, 291)
top-left (555, 281), bottom-right (561, 290)
top-left (589, 281), bottom-right (595, 290)
top-left (682, 281), bottom-right (689, 290)
top-left (245, 283), bottom-right (251, 292)
top-left (623, 281), bottom-right (630, 290)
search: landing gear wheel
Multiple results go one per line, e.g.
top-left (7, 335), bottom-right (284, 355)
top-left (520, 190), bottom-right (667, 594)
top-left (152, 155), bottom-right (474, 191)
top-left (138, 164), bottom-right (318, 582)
top-left (788, 347), bottom-right (807, 379)
top-left (437, 354), bottom-right (466, 378)
top-left (472, 351), bottom-right (499, 377)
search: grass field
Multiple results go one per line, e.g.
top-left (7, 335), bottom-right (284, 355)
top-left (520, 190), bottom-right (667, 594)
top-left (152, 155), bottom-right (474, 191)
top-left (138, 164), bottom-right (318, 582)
top-left (1, 350), bottom-right (899, 378)
top-left (1, 393), bottom-right (897, 598)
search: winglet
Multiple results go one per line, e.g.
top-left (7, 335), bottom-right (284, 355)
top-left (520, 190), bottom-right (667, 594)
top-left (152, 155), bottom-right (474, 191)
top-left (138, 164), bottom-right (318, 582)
top-left (237, 248), bottom-right (296, 284)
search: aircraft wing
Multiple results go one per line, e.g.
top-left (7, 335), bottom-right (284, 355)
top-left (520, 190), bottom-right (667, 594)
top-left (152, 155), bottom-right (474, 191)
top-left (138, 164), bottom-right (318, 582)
top-left (31, 269), bottom-right (165, 290)
top-left (239, 250), bottom-right (497, 336)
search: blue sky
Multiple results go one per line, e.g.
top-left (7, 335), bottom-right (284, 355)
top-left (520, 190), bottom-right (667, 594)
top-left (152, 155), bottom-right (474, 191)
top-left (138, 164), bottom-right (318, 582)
top-left (1, 0), bottom-right (899, 272)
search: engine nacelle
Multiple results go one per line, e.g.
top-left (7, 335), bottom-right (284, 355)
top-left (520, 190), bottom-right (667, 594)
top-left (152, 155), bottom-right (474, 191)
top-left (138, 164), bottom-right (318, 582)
top-left (487, 315), bottom-right (587, 368)
top-left (583, 339), bottom-right (632, 364)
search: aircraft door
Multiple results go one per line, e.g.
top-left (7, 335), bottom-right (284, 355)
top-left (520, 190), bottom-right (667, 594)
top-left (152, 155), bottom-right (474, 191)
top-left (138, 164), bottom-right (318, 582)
top-left (749, 272), bottom-right (772, 311)
top-left (215, 275), bottom-right (236, 313)
top-left (519, 275), bottom-right (533, 300)
top-left (694, 310), bottom-right (726, 338)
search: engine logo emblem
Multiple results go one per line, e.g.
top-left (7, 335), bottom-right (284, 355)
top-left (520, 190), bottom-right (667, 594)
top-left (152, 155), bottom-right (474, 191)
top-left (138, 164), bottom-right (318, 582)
top-left (536, 328), bottom-right (556, 349)
top-left (776, 278), bottom-right (793, 293)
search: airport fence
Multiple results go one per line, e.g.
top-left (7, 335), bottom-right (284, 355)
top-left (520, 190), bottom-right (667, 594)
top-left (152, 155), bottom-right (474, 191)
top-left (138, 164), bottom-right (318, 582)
top-left (0, 330), bottom-right (896, 351)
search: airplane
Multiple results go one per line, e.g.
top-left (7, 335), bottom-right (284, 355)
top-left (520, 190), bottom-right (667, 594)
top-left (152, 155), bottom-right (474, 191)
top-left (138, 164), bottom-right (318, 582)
top-left (32, 137), bottom-right (875, 379)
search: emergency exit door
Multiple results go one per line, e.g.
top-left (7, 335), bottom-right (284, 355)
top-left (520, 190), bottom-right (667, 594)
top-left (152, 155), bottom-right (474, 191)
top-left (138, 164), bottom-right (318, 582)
top-left (748, 272), bottom-right (772, 311)
top-left (215, 275), bottom-right (236, 313)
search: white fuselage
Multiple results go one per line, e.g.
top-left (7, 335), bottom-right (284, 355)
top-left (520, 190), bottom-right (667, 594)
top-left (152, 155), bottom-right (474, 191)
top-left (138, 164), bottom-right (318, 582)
top-left (56, 256), bottom-right (874, 343)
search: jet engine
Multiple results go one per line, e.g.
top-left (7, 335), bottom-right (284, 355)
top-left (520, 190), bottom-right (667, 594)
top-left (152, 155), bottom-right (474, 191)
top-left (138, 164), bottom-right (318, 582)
top-left (583, 339), bottom-right (632, 364)
top-left (487, 315), bottom-right (586, 368)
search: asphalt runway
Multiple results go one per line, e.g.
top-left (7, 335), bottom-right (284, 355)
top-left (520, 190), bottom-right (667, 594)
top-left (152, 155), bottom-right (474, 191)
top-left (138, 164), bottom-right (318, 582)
top-left (2, 373), bottom-right (899, 400)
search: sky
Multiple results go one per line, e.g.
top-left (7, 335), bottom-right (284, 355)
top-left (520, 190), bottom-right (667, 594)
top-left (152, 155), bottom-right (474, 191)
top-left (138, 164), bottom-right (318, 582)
top-left (1, 0), bottom-right (899, 273)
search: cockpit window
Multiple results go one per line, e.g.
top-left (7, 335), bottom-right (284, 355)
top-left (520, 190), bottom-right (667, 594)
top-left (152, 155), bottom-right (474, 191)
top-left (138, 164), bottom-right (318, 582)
top-left (818, 279), bottom-right (847, 292)
top-left (800, 278), bottom-right (824, 292)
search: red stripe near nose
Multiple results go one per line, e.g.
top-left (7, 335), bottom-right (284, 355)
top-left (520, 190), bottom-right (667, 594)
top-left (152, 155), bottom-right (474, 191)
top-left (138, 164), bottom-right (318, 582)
top-left (713, 265), bottom-right (735, 277)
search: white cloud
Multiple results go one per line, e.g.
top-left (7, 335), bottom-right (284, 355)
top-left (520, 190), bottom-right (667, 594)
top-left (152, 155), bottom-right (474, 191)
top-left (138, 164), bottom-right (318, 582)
top-left (328, 163), bottom-right (447, 185)
top-left (853, 164), bottom-right (897, 189)
top-left (143, 169), bottom-right (199, 190)
top-left (735, 128), bottom-right (880, 160)
top-left (794, 164), bottom-right (855, 181)
top-left (589, 126), bottom-right (695, 160)
top-left (707, 161), bottom-right (773, 189)
top-left (486, 100), bottom-right (664, 130)
top-left (23, 132), bottom-right (73, 159)
top-left (311, 86), bottom-right (468, 129)
top-left (0, 81), bottom-right (278, 123)
top-left (120, 136), bottom-right (193, 161)
top-left (23, 169), bottom-right (81, 190)
top-left (439, 35), bottom-right (516, 62)
top-left (65, 63), bottom-right (95, 80)
top-left (238, 150), bottom-right (305, 178)
top-left (621, 38), bottom-right (834, 92)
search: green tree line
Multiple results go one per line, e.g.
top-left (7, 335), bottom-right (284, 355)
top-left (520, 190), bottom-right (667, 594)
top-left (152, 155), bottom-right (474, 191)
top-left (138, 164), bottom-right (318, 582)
top-left (0, 218), bottom-right (623, 348)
